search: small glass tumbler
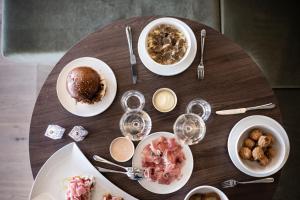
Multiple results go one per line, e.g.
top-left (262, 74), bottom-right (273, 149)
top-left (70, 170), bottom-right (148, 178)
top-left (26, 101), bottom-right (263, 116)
top-left (173, 98), bottom-right (211, 145)
top-left (119, 90), bottom-right (152, 141)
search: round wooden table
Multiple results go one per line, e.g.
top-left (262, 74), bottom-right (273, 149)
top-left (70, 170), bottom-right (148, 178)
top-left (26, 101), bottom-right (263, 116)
top-left (29, 16), bottom-right (282, 200)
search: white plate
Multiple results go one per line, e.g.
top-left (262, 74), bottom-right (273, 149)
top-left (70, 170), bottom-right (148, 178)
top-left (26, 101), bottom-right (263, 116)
top-left (132, 131), bottom-right (193, 194)
top-left (228, 115), bottom-right (290, 177)
top-left (138, 17), bottom-right (197, 76)
top-left (56, 57), bottom-right (117, 117)
top-left (184, 185), bottom-right (229, 200)
top-left (29, 143), bottom-right (137, 200)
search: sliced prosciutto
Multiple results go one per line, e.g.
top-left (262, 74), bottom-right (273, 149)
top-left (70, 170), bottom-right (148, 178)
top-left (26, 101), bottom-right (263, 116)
top-left (142, 136), bottom-right (186, 185)
top-left (103, 193), bottom-right (124, 200)
top-left (65, 176), bottom-right (94, 200)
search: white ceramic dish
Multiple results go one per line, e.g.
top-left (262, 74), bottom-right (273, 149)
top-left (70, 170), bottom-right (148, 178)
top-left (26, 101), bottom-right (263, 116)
top-left (228, 115), bottom-right (290, 177)
top-left (29, 143), bottom-right (137, 200)
top-left (184, 185), bottom-right (229, 200)
top-left (132, 131), bottom-right (193, 194)
top-left (109, 137), bottom-right (135, 162)
top-left (138, 17), bottom-right (197, 76)
top-left (143, 18), bottom-right (192, 67)
top-left (56, 57), bottom-right (117, 117)
top-left (152, 88), bottom-right (177, 112)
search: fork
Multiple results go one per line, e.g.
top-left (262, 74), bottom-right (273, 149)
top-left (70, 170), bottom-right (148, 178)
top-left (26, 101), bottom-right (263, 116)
top-left (96, 166), bottom-right (144, 181)
top-left (197, 29), bottom-right (206, 80)
top-left (93, 155), bottom-right (138, 173)
top-left (221, 177), bottom-right (274, 188)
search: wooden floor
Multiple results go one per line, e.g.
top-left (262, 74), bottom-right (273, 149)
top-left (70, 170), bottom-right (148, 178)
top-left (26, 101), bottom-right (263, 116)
top-left (0, 1), bottom-right (299, 199)
top-left (0, 3), bottom-right (29, 199)
top-left (0, 58), bottom-right (34, 199)
top-left (0, 1), bottom-right (54, 198)
top-left (0, 52), bottom-right (54, 200)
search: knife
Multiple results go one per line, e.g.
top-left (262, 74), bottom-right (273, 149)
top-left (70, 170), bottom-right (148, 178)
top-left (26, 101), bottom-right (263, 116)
top-left (125, 26), bottom-right (137, 84)
top-left (216, 103), bottom-right (276, 115)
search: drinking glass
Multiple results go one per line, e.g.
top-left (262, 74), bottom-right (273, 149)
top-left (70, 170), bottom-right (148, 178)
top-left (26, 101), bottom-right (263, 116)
top-left (173, 98), bottom-right (211, 145)
top-left (119, 90), bottom-right (152, 141)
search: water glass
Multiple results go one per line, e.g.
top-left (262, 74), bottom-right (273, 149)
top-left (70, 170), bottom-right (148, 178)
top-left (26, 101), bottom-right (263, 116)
top-left (174, 98), bottom-right (211, 145)
top-left (119, 90), bottom-right (152, 141)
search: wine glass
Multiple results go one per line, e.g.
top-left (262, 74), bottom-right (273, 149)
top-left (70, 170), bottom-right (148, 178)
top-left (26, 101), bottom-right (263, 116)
top-left (119, 90), bottom-right (152, 141)
top-left (174, 98), bottom-right (211, 145)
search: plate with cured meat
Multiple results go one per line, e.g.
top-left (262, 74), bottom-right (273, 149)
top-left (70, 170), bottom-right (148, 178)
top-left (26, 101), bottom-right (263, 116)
top-left (132, 131), bottom-right (194, 194)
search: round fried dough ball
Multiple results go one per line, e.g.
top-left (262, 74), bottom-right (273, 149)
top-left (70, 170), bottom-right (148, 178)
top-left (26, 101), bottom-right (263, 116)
top-left (266, 147), bottom-right (276, 158)
top-left (265, 133), bottom-right (275, 144)
top-left (258, 135), bottom-right (272, 148)
top-left (239, 147), bottom-right (252, 160)
top-left (243, 138), bottom-right (256, 149)
top-left (249, 129), bottom-right (263, 141)
top-left (252, 146), bottom-right (265, 160)
top-left (259, 155), bottom-right (269, 166)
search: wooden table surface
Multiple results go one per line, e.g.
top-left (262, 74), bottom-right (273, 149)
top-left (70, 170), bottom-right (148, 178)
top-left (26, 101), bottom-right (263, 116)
top-left (29, 16), bottom-right (282, 200)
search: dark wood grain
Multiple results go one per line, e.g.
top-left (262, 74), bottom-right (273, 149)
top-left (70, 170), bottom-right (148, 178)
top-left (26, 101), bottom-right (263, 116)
top-left (29, 16), bottom-right (282, 200)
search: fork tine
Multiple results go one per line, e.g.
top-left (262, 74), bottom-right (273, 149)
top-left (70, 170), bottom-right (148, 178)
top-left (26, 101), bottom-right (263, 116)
top-left (200, 68), bottom-right (204, 80)
top-left (222, 184), bottom-right (232, 188)
top-left (221, 180), bottom-right (235, 188)
top-left (221, 181), bottom-right (230, 188)
top-left (197, 66), bottom-right (205, 80)
top-left (221, 181), bottom-right (228, 187)
top-left (197, 67), bottom-right (201, 79)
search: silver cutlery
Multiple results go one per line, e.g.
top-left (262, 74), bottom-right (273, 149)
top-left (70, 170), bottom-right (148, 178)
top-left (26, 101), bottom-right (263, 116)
top-left (93, 155), bottom-right (134, 172)
top-left (125, 26), bottom-right (137, 84)
top-left (197, 29), bottom-right (206, 80)
top-left (96, 166), bottom-right (144, 181)
top-left (221, 177), bottom-right (274, 188)
top-left (216, 103), bottom-right (276, 115)
top-left (93, 155), bottom-right (144, 179)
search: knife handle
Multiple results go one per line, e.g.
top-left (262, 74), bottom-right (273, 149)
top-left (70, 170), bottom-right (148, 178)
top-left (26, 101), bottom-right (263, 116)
top-left (125, 26), bottom-right (134, 57)
top-left (200, 29), bottom-right (206, 65)
top-left (246, 103), bottom-right (276, 111)
top-left (96, 166), bottom-right (126, 174)
top-left (216, 108), bottom-right (246, 115)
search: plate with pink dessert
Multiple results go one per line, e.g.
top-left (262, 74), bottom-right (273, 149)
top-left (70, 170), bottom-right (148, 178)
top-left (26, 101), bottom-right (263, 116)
top-left (132, 131), bottom-right (193, 194)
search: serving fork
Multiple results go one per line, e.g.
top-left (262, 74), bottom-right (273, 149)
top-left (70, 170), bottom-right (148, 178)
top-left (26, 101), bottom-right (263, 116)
top-left (93, 155), bottom-right (135, 172)
top-left (125, 26), bottom-right (137, 84)
top-left (93, 155), bottom-right (144, 181)
top-left (197, 29), bottom-right (206, 80)
top-left (96, 166), bottom-right (144, 181)
top-left (221, 177), bottom-right (274, 188)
